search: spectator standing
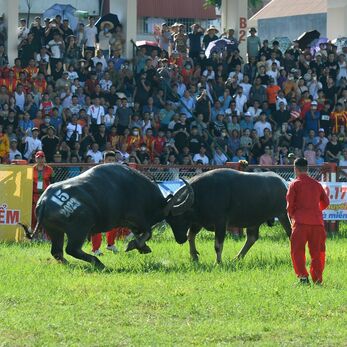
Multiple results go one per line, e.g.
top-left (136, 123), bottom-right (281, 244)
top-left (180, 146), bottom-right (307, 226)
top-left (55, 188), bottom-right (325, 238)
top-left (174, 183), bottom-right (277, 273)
top-left (247, 27), bottom-right (261, 59)
top-left (31, 151), bottom-right (54, 231)
top-left (84, 16), bottom-right (98, 56)
top-left (286, 158), bottom-right (329, 285)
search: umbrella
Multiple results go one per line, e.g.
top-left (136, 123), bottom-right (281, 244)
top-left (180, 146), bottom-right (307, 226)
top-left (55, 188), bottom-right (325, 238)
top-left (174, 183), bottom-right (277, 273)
top-left (136, 41), bottom-right (161, 55)
top-left (296, 30), bottom-right (320, 50)
top-left (271, 37), bottom-right (291, 54)
top-left (332, 37), bottom-right (347, 53)
top-left (42, 4), bottom-right (78, 31)
top-left (95, 13), bottom-right (120, 33)
top-left (309, 37), bottom-right (328, 56)
top-left (205, 38), bottom-right (238, 58)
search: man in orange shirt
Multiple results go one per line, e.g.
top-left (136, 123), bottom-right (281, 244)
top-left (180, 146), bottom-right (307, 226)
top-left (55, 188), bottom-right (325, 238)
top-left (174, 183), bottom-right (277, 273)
top-left (286, 158), bottom-right (330, 285)
top-left (266, 78), bottom-right (280, 111)
top-left (330, 102), bottom-right (347, 133)
top-left (32, 151), bottom-right (54, 231)
top-left (1, 69), bottom-right (17, 94)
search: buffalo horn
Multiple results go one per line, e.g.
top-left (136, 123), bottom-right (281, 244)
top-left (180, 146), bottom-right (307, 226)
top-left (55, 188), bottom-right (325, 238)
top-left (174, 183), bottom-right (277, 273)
top-left (164, 179), bottom-right (194, 216)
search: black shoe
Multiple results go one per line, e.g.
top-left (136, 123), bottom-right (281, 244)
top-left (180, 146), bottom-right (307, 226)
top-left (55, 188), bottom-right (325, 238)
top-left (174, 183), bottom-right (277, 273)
top-left (299, 277), bottom-right (310, 285)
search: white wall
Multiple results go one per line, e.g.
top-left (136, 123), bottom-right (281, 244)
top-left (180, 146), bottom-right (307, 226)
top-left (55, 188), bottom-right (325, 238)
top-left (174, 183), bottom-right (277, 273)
top-left (327, 0), bottom-right (347, 39)
top-left (19, 0), bottom-right (100, 16)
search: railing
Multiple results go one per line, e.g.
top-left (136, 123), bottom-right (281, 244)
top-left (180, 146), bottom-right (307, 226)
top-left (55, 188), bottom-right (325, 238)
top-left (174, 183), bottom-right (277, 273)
top-left (47, 163), bottom-right (341, 183)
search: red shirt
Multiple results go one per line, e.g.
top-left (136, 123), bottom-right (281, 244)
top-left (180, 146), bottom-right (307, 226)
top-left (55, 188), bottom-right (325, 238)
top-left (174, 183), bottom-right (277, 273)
top-left (33, 164), bottom-right (54, 195)
top-left (286, 174), bottom-right (330, 226)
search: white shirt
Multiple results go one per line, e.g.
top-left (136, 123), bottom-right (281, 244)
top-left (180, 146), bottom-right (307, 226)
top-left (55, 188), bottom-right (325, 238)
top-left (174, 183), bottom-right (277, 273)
top-left (68, 71), bottom-right (79, 81)
top-left (36, 53), bottom-right (50, 64)
top-left (315, 136), bottom-right (329, 153)
top-left (87, 105), bottom-right (105, 125)
top-left (24, 137), bottom-right (42, 159)
top-left (100, 79), bottom-right (113, 92)
top-left (9, 149), bottom-right (22, 161)
top-left (254, 121), bottom-right (272, 137)
top-left (193, 153), bottom-right (209, 165)
top-left (104, 113), bottom-right (115, 128)
top-left (266, 70), bottom-right (279, 85)
top-left (15, 91), bottom-right (25, 111)
top-left (66, 122), bottom-right (82, 141)
top-left (98, 31), bottom-right (112, 51)
top-left (213, 151), bottom-right (228, 165)
top-left (235, 94), bottom-right (248, 114)
top-left (247, 106), bottom-right (262, 119)
top-left (84, 25), bottom-right (98, 47)
top-left (239, 82), bottom-right (252, 100)
top-left (266, 59), bottom-right (281, 70)
top-left (92, 56), bottom-right (107, 71)
top-left (276, 97), bottom-right (288, 110)
top-left (86, 149), bottom-right (103, 163)
top-left (47, 40), bottom-right (64, 59)
top-left (228, 71), bottom-right (243, 82)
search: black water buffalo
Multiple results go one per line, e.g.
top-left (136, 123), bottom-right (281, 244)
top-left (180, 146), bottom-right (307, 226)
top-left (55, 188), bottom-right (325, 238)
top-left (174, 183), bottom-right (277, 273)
top-left (166, 168), bottom-right (291, 263)
top-left (19, 164), bottom-right (193, 269)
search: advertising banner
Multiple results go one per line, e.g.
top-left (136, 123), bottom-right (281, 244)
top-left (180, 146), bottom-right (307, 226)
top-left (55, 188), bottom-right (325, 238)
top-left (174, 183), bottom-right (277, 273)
top-left (0, 165), bottom-right (33, 241)
top-left (320, 182), bottom-right (347, 221)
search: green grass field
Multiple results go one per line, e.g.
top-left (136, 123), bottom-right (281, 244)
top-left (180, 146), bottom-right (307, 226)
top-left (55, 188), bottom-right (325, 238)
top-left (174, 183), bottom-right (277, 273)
top-left (1, 224), bottom-right (346, 347)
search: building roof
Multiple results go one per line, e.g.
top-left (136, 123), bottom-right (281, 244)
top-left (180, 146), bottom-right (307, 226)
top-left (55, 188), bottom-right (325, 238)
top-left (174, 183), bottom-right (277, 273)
top-left (137, 0), bottom-right (217, 19)
top-left (249, 0), bottom-right (327, 21)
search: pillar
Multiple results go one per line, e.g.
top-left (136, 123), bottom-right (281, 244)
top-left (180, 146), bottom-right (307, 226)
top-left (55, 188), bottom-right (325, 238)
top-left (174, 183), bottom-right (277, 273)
top-left (327, 0), bottom-right (347, 39)
top-left (221, 0), bottom-right (248, 61)
top-left (0, 0), bottom-right (19, 65)
top-left (109, 0), bottom-right (137, 59)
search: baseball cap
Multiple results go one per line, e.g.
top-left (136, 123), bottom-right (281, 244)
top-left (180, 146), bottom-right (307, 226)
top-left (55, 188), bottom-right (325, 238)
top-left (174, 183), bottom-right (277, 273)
top-left (319, 128), bottom-right (325, 133)
top-left (32, 127), bottom-right (39, 132)
top-left (311, 101), bottom-right (318, 107)
top-left (244, 111), bottom-right (251, 117)
top-left (35, 151), bottom-right (45, 158)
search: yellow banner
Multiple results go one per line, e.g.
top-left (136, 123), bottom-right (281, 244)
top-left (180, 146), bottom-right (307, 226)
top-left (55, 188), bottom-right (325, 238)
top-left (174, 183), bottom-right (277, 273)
top-left (0, 165), bottom-right (33, 241)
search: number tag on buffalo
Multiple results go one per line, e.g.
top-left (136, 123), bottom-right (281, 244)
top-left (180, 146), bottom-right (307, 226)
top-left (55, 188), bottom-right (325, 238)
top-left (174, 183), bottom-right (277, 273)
top-left (51, 190), bottom-right (81, 217)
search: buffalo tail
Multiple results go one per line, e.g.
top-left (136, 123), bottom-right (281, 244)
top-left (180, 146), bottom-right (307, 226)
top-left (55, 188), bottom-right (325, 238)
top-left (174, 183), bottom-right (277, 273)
top-left (18, 204), bottom-right (45, 240)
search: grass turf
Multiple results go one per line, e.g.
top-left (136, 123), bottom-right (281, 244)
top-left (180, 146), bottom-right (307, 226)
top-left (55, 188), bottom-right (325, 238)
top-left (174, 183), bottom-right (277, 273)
top-left (0, 224), bottom-right (346, 346)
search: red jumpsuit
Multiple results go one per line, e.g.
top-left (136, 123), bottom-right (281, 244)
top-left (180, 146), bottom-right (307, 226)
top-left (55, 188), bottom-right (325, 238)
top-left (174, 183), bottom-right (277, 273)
top-left (91, 228), bottom-right (131, 252)
top-left (286, 174), bottom-right (330, 283)
top-left (32, 164), bottom-right (54, 229)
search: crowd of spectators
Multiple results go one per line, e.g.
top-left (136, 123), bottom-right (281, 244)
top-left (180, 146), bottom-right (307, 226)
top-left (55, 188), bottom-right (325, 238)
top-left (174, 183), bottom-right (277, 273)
top-left (0, 15), bottom-right (346, 171)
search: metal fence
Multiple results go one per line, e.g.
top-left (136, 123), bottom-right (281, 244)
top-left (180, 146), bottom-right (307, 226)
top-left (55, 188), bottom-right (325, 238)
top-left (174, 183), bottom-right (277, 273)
top-left (49, 163), bottom-right (344, 183)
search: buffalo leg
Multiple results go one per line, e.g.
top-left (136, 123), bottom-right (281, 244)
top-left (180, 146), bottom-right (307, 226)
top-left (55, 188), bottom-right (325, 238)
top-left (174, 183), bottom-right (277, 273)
top-left (215, 223), bottom-right (226, 263)
top-left (126, 228), bottom-right (152, 253)
top-left (188, 225), bottom-right (201, 261)
top-left (278, 214), bottom-right (292, 238)
top-left (65, 233), bottom-right (105, 269)
top-left (234, 226), bottom-right (259, 260)
top-left (48, 229), bottom-right (67, 264)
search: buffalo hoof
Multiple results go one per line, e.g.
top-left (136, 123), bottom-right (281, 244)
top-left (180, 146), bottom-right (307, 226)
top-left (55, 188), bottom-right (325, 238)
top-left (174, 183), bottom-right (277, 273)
top-left (94, 262), bottom-right (106, 271)
top-left (138, 244), bottom-right (152, 254)
top-left (125, 239), bottom-right (139, 252)
top-left (190, 254), bottom-right (199, 262)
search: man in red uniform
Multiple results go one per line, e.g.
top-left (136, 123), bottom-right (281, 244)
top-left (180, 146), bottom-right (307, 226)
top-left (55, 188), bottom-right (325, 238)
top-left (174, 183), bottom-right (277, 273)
top-left (286, 158), bottom-right (330, 285)
top-left (32, 151), bottom-right (54, 231)
top-left (91, 151), bottom-right (131, 255)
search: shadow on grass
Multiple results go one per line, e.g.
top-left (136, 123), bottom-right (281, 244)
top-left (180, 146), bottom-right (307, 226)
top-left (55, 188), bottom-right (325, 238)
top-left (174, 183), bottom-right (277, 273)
top-left (62, 254), bottom-right (291, 275)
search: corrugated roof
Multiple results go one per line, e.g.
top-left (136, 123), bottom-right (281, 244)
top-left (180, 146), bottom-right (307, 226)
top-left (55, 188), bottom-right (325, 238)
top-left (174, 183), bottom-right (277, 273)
top-left (250, 0), bottom-right (327, 21)
top-left (137, 0), bottom-right (217, 19)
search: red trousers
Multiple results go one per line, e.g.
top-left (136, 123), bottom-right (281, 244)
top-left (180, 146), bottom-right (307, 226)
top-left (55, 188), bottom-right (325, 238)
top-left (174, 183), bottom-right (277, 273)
top-left (32, 193), bottom-right (41, 229)
top-left (91, 228), bottom-right (131, 252)
top-left (290, 224), bottom-right (326, 283)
